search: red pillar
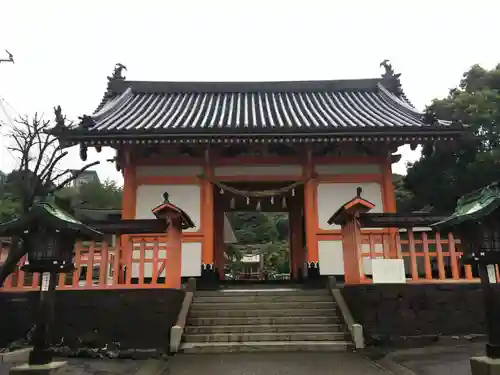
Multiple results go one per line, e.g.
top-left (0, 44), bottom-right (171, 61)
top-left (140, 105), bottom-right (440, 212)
top-left (214, 202), bottom-right (225, 280)
top-left (289, 199), bottom-right (303, 280)
top-left (341, 215), bottom-right (362, 285)
top-left (165, 216), bottom-right (182, 289)
top-left (151, 193), bottom-right (195, 289)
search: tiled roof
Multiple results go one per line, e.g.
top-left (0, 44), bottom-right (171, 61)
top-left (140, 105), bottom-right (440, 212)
top-left (82, 79), bottom-right (451, 135)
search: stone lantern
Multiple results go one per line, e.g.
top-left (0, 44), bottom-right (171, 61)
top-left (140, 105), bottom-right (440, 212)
top-left (0, 197), bottom-right (102, 369)
top-left (433, 182), bottom-right (500, 374)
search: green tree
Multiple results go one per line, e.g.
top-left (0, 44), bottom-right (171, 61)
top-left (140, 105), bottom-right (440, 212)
top-left (393, 173), bottom-right (415, 213)
top-left (58, 180), bottom-right (123, 209)
top-left (0, 197), bottom-right (20, 222)
top-left (226, 211), bottom-right (290, 274)
top-left (404, 64), bottom-right (500, 213)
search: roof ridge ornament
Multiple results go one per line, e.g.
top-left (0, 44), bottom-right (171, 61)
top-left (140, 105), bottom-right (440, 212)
top-left (107, 63), bottom-right (127, 82)
top-left (52, 105), bottom-right (70, 132)
top-left (379, 59), bottom-right (404, 97)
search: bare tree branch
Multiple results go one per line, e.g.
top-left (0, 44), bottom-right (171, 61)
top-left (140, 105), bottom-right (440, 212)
top-left (50, 161), bottom-right (100, 193)
top-left (6, 109), bottom-right (101, 211)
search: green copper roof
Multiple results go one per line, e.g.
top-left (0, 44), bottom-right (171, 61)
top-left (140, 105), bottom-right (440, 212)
top-left (433, 181), bottom-right (500, 229)
top-left (0, 197), bottom-right (102, 239)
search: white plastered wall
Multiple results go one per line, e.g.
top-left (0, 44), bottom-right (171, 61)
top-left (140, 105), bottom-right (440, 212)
top-left (317, 182), bottom-right (384, 230)
top-left (130, 241), bottom-right (202, 278)
top-left (134, 183), bottom-right (202, 278)
top-left (316, 181), bottom-right (384, 276)
top-left (135, 184), bottom-right (200, 232)
top-left (317, 240), bottom-right (384, 276)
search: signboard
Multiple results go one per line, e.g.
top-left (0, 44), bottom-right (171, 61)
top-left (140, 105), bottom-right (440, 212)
top-left (371, 259), bottom-right (406, 284)
top-left (41, 272), bottom-right (51, 291)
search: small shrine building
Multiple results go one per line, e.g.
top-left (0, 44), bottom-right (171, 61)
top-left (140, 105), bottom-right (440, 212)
top-left (52, 61), bottom-right (461, 285)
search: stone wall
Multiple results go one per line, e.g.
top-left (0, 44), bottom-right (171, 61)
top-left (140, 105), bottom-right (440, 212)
top-left (0, 289), bottom-right (185, 350)
top-left (341, 284), bottom-right (494, 346)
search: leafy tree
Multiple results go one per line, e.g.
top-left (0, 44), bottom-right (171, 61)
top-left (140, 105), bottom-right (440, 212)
top-left (393, 173), bottom-right (415, 213)
top-left (0, 197), bottom-right (20, 222)
top-left (404, 64), bottom-right (500, 213)
top-left (227, 212), bottom-right (281, 244)
top-left (58, 180), bottom-right (123, 209)
top-left (226, 212), bottom-right (290, 275)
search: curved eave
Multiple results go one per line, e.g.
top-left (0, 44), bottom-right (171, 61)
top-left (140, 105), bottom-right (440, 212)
top-left (56, 127), bottom-right (463, 148)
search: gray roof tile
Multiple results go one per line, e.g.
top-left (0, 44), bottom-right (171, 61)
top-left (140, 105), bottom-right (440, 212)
top-left (82, 79), bottom-right (450, 135)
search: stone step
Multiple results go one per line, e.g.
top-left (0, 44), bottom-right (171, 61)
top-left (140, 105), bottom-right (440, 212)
top-left (189, 308), bottom-right (337, 318)
top-left (179, 341), bottom-right (352, 353)
top-left (183, 331), bottom-right (348, 343)
top-left (187, 315), bottom-right (342, 326)
top-left (193, 294), bottom-right (333, 303)
top-left (191, 301), bottom-right (335, 311)
top-left (185, 323), bottom-right (345, 334)
top-left (196, 289), bottom-right (329, 297)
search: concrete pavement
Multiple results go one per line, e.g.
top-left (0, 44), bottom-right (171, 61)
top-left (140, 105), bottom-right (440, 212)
top-left (0, 358), bottom-right (143, 375)
top-left (167, 352), bottom-right (391, 375)
top-left (385, 343), bottom-right (485, 375)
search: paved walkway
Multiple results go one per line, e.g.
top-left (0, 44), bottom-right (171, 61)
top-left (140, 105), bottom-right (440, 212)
top-left (167, 352), bottom-right (390, 375)
top-left (386, 343), bottom-right (485, 375)
top-left (0, 358), bottom-right (143, 375)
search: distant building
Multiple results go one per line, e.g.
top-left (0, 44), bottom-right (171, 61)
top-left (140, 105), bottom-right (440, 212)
top-left (0, 171), bottom-right (6, 185)
top-left (70, 170), bottom-right (100, 189)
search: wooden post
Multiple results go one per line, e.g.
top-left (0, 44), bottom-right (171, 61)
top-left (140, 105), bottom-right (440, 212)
top-left (381, 155), bottom-right (398, 258)
top-left (165, 215), bottom-right (183, 289)
top-left (152, 192), bottom-right (195, 289)
top-left (121, 150), bottom-right (136, 282)
top-left (289, 198), bottom-right (303, 280)
top-left (327, 189), bottom-right (375, 285)
top-left (214, 202), bottom-right (225, 280)
top-left (340, 212), bottom-right (363, 285)
top-left (303, 148), bottom-right (319, 278)
top-left (202, 147), bottom-right (215, 274)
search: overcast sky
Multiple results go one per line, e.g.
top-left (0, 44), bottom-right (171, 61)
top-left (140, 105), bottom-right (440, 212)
top-left (1, 0), bottom-right (499, 184)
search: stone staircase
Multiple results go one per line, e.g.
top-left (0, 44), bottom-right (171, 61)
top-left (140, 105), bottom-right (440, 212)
top-left (180, 288), bottom-right (353, 353)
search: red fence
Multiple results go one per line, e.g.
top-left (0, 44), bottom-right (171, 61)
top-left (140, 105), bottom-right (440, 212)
top-left (1, 236), bottom-right (172, 292)
top-left (0, 228), bottom-right (487, 291)
top-left (358, 229), bottom-right (484, 283)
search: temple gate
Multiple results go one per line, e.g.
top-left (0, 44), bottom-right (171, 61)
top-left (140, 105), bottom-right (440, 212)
top-left (47, 61), bottom-right (463, 288)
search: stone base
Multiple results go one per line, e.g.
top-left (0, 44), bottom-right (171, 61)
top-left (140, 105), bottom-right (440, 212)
top-left (0, 348), bottom-right (32, 364)
top-left (10, 361), bottom-right (67, 375)
top-left (306, 263), bottom-right (320, 280)
top-left (470, 356), bottom-right (500, 375)
top-left (197, 266), bottom-right (219, 290)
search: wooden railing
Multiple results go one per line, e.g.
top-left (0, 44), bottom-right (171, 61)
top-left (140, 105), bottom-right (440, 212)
top-left (1, 236), bottom-right (173, 292)
top-left (0, 227), bottom-right (487, 290)
top-left (358, 229), bottom-right (484, 283)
